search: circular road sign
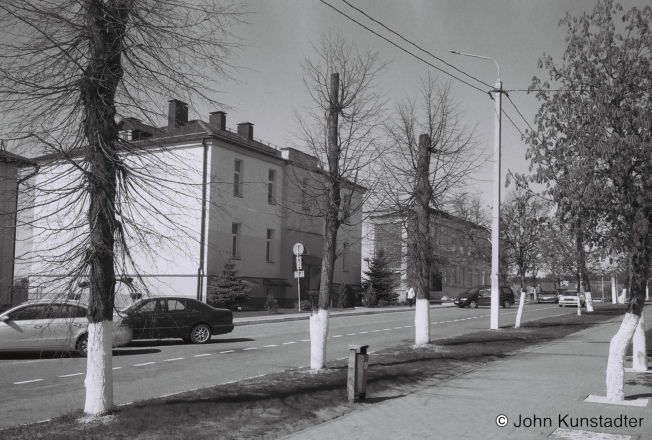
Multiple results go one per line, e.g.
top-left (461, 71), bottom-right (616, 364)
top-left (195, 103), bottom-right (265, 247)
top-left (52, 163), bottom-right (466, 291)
top-left (293, 243), bottom-right (304, 256)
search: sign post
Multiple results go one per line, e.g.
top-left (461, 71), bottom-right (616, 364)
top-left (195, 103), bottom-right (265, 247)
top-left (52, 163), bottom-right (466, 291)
top-left (293, 243), bottom-right (305, 309)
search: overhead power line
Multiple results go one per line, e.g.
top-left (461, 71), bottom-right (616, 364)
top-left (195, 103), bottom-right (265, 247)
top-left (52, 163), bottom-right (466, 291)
top-left (340, 0), bottom-right (493, 89)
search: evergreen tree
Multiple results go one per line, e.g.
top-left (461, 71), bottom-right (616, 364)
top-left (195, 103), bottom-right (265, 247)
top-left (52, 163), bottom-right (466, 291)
top-left (364, 248), bottom-right (399, 304)
top-left (207, 259), bottom-right (251, 309)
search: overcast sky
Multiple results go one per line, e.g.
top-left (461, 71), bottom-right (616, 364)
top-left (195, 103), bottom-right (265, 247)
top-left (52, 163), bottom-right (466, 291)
top-left (190, 0), bottom-right (648, 209)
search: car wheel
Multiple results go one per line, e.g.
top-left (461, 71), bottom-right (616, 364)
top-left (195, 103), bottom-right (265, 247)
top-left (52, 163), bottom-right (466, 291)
top-left (559, 304), bottom-right (563, 307)
top-left (469, 300), bottom-right (478, 309)
top-left (190, 324), bottom-right (212, 344)
top-left (502, 300), bottom-right (512, 308)
top-left (76, 334), bottom-right (88, 357)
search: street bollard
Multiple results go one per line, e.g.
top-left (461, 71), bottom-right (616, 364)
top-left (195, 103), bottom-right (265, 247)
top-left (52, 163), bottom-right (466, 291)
top-left (347, 344), bottom-right (369, 402)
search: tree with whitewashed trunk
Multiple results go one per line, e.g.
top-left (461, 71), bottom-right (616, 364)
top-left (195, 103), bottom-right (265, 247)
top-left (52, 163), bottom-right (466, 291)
top-left (376, 78), bottom-right (485, 346)
top-left (525, 0), bottom-right (652, 402)
top-left (0, 0), bottom-right (241, 416)
top-left (296, 33), bottom-right (387, 371)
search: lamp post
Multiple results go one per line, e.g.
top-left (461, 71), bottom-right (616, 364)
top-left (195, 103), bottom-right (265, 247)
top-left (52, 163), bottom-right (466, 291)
top-left (449, 51), bottom-right (502, 330)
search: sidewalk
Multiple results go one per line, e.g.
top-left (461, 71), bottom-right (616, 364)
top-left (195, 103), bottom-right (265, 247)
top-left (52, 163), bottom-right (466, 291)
top-left (283, 316), bottom-right (652, 440)
top-left (233, 303), bottom-right (456, 326)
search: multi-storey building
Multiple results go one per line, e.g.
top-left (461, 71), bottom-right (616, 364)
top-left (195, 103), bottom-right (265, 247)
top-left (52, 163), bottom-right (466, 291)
top-left (362, 208), bottom-right (490, 301)
top-left (8, 100), bottom-right (363, 309)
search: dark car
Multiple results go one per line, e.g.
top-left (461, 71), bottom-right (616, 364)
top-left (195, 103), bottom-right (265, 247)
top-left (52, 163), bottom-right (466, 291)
top-left (121, 297), bottom-right (234, 344)
top-left (538, 290), bottom-right (560, 304)
top-left (454, 285), bottom-right (515, 309)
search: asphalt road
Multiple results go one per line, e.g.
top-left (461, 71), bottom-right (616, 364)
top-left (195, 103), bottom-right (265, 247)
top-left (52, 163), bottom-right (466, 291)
top-left (0, 303), bottom-right (579, 429)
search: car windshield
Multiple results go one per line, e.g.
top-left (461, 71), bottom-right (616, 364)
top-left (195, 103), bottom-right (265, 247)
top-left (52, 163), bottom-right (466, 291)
top-left (120, 300), bottom-right (144, 313)
top-left (562, 292), bottom-right (578, 296)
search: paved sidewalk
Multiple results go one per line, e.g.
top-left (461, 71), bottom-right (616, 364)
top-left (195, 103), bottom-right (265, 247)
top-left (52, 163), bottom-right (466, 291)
top-left (233, 303), bottom-right (456, 326)
top-left (283, 316), bottom-right (652, 440)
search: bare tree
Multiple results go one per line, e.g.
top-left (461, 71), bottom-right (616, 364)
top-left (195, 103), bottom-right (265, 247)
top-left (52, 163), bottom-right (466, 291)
top-left (378, 77), bottom-right (486, 345)
top-left (294, 32), bottom-right (387, 371)
top-left (0, 0), bottom-right (242, 416)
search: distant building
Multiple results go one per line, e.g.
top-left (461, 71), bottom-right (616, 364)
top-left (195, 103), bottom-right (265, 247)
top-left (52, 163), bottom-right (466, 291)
top-left (362, 208), bottom-right (490, 301)
top-left (9, 100), bottom-right (363, 308)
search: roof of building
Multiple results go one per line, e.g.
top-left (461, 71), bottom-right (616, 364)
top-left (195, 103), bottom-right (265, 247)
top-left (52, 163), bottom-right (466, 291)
top-left (368, 207), bottom-right (489, 233)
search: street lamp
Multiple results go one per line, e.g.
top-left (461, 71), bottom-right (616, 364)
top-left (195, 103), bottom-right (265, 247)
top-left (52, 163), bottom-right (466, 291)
top-left (449, 50), bottom-right (502, 330)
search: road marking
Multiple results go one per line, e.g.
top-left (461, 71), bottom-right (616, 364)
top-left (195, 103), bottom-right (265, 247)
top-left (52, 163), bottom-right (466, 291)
top-left (134, 362), bottom-right (155, 367)
top-left (371, 330), bottom-right (380, 332)
top-left (282, 342), bottom-right (296, 345)
top-left (112, 367), bottom-right (122, 370)
top-left (194, 354), bottom-right (211, 357)
top-left (394, 327), bottom-right (402, 329)
top-left (403, 325), bottom-right (412, 328)
top-left (332, 335), bottom-right (343, 338)
top-left (300, 339), bottom-right (310, 342)
top-left (14, 379), bottom-right (43, 385)
top-left (219, 350), bottom-right (235, 354)
top-left (263, 344), bottom-right (278, 348)
top-left (383, 328), bottom-right (391, 331)
top-left (347, 333), bottom-right (356, 336)
top-left (163, 358), bottom-right (184, 362)
top-left (243, 347), bottom-right (257, 350)
top-left (359, 331), bottom-right (368, 334)
top-left (59, 373), bottom-right (84, 378)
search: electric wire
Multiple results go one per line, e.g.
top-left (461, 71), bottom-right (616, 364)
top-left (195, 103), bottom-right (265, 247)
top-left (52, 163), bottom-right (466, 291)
top-left (340, 0), bottom-right (492, 89)
top-left (318, 0), bottom-right (488, 94)
top-left (505, 94), bottom-right (534, 132)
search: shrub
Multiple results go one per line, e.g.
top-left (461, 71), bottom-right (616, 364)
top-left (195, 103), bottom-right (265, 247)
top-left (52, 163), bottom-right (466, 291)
top-left (362, 285), bottom-right (376, 307)
top-left (265, 294), bottom-right (279, 314)
top-left (336, 283), bottom-right (347, 309)
top-left (377, 299), bottom-right (389, 306)
top-left (207, 259), bottom-right (251, 309)
top-left (293, 300), bottom-right (312, 311)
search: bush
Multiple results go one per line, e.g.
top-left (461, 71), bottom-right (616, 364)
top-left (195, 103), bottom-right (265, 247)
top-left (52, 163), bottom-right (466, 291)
top-left (265, 294), bottom-right (279, 314)
top-left (293, 300), bottom-right (312, 311)
top-left (362, 285), bottom-right (376, 307)
top-left (336, 283), bottom-right (347, 309)
top-left (377, 299), bottom-right (389, 306)
top-left (207, 259), bottom-right (250, 309)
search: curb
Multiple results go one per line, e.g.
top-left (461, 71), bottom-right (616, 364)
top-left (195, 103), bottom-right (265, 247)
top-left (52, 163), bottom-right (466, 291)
top-left (233, 303), bottom-right (457, 326)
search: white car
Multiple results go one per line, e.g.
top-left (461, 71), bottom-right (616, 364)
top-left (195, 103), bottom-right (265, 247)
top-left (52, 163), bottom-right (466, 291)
top-left (558, 291), bottom-right (586, 308)
top-left (0, 300), bottom-right (132, 356)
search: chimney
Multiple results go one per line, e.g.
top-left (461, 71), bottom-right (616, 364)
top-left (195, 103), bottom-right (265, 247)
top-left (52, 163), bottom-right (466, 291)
top-left (168, 99), bottom-right (188, 129)
top-left (237, 122), bottom-right (254, 140)
top-left (209, 111), bottom-right (227, 130)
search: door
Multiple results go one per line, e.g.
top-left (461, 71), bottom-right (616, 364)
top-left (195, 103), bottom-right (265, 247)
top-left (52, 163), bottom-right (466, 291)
top-left (130, 299), bottom-right (164, 339)
top-left (0, 305), bottom-right (50, 350)
top-left (164, 299), bottom-right (197, 338)
top-left (478, 287), bottom-right (491, 306)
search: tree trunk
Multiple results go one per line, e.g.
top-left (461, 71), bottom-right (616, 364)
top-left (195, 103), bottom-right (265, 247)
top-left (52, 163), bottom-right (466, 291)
top-left (632, 311), bottom-right (647, 372)
top-left (82, 0), bottom-right (128, 415)
top-left (514, 291), bottom-right (526, 329)
top-left (611, 275), bottom-right (617, 304)
top-left (606, 245), bottom-right (648, 400)
top-left (311, 72), bottom-right (341, 372)
top-left (413, 134), bottom-right (431, 346)
top-left (577, 227), bottom-right (593, 312)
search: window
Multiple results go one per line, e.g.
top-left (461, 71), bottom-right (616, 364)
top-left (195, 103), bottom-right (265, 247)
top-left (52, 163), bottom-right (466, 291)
top-left (268, 170), bottom-right (276, 204)
top-left (341, 193), bottom-right (351, 222)
top-left (342, 242), bottom-right (350, 272)
top-left (266, 229), bottom-right (275, 262)
top-left (301, 178), bottom-right (310, 211)
top-left (233, 159), bottom-right (243, 196)
top-left (167, 299), bottom-right (186, 312)
top-left (7, 305), bottom-right (49, 321)
top-left (374, 223), bottom-right (402, 269)
top-left (231, 223), bottom-right (241, 258)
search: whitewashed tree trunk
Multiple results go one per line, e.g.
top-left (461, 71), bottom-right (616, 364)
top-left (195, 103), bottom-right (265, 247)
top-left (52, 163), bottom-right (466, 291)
top-left (585, 292), bottom-right (594, 312)
top-left (618, 288), bottom-right (627, 304)
top-left (414, 298), bottom-right (430, 346)
top-left (577, 293), bottom-right (582, 316)
top-left (84, 321), bottom-right (113, 415)
top-left (310, 309), bottom-right (330, 372)
top-left (612, 276), bottom-right (617, 304)
top-left (632, 311), bottom-right (648, 372)
top-left (514, 292), bottom-right (526, 328)
top-left (606, 312), bottom-right (640, 401)
top-left (646, 284), bottom-right (649, 301)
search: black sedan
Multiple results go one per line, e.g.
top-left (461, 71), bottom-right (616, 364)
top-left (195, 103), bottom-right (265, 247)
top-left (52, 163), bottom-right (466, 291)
top-left (121, 297), bottom-right (234, 344)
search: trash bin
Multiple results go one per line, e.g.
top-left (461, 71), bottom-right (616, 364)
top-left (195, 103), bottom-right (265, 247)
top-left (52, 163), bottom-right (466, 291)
top-left (347, 344), bottom-right (369, 402)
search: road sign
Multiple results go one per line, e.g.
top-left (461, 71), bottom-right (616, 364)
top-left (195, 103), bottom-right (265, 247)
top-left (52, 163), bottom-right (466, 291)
top-left (294, 271), bottom-right (305, 278)
top-left (293, 243), bottom-right (304, 256)
top-left (296, 256), bottom-right (302, 270)
top-left (561, 280), bottom-right (569, 287)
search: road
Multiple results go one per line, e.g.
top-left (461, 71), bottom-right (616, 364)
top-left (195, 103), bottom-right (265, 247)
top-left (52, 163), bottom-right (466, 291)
top-left (0, 303), bottom-right (576, 429)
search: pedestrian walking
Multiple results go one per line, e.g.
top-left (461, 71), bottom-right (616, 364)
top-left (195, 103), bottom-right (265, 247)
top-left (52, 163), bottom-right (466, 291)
top-left (535, 284), bottom-right (542, 301)
top-left (407, 287), bottom-right (415, 307)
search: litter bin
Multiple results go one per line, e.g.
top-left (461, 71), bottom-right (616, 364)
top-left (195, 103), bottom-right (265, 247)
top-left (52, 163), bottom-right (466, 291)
top-left (347, 344), bottom-right (369, 402)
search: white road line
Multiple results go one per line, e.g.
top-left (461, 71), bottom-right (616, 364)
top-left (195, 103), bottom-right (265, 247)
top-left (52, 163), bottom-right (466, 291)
top-left (403, 325), bottom-right (412, 328)
top-left (282, 342), bottom-right (296, 345)
top-left (163, 358), bottom-right (184, 362)
top-left (383, 328), bottom-right (391, 331)
top-left (300, 339), bottom-right (310, 342)
top-left (134, 362), bottom-right (155, 367)
top-left (14, 379), bottom-right (43, 385)
top-left (394, 327), bottom-right (402, 329)
top-left (347, 333), bottom-right (356, 336)
top-left (194, 354), bottom-right (211, 358)
top-left (243, 347), bottom-right (257, 350)
top-left (219, 350), bottom-right (235, 354)
top-left (263, 344), bottom-right (278, 348)
top-left (112, 367), bottom-right (122, 370)
top-left (359, 331), bottom-right (368, 334)
top-left (58, 373), bottom-right (84, 378)
top-left (371, 330), bottom-right (380, 332)
top-left (332, 335), bottom-right (343, 338)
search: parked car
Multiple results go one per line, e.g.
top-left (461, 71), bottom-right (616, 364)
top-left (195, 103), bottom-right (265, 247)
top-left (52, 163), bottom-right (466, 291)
top-left (121, 297), bottom-right (234, 344)
top-left (538, 290), bottom-right (560, 304)
top-left (454, 285), bottom-right (515, 309)
top-left (558, 290), bottom-right (586, 307)
top-left (0, 299), bottom-right (132, 356)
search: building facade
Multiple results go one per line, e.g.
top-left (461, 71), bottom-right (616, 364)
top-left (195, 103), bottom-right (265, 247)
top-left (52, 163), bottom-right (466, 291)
top-left (11, 100), bottom-right (363, 308)
top-left (362, 209), bottom-right (490, 301)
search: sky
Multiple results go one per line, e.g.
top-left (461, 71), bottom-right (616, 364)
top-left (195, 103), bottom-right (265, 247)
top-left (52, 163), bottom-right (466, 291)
top-left (186, 0), bottom-right (651, 210)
